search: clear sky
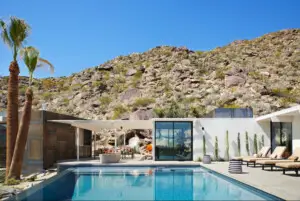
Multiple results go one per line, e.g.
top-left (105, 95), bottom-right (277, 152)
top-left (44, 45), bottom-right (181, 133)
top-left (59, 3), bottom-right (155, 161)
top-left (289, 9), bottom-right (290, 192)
top-left (0, 0), bottom-right (299, 78)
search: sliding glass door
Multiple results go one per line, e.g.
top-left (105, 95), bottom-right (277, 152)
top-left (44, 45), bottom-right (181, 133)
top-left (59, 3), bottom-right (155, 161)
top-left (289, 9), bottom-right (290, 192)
top-left (155, 121), bottom-right (193, 161)
top-left (271, 122), bottom-right (292, 156)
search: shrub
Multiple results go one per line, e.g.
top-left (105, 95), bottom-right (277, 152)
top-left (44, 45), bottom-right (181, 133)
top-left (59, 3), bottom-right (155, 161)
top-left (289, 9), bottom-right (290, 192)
top-left (112, 105), bottom-right (127, 119)
top-left (131, 70), bottom-right (143, 87)
top-left (19, 86), bottom-right (27, 95)
top-left (223, 103), bottom-right (241, 108)
top-left (254, 133), bottom-right (258, 154)
top-left (92, 81), bottom-right (104, 87)
top-left (166, 63), bottom-right (175, 71)
top-left (62, 98), bottom-right (69, 105)
top-left (197, 156), bottom-right (202, 162)
top-left (42, 79), bottom-right (55, 90)
top-left (261, 135), bottom-right (264, 147)
top-left (195, 50), bottom-right (204, 56)
top-left (132, 98), bottom-right (155, 108)
top-left (225, 130), bottom-right (229, 161)
top-left (215, 69), bottom-right (225, 79)
top-left (71, 83), bottom-right (82, 90)
top-left (245, 131), bottom-right (250, 156)
top-left (153, 108), bottom-right (165, 118)
top-left (214, 136), bottom-right (219, 161)
top-left (27, 175), bottom-right (37, 182)
top-left (5, 178), bottom-right (20, 185)
top-left (42, 92), bottom-right (52, 100)
top-left (99, 96), bottom-right (112, 107)
top-left (248, 71), bottom-right (264, 80)
top-left (237, 132), bottom-right (241, 157)
top-left (165, 100), bottom-right (185, 118)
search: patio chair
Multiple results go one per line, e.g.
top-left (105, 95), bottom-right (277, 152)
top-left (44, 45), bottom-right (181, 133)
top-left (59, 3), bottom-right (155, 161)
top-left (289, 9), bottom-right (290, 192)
top-left (234, 146), bottom-right (270, 160)
top-left (275, 161), bottom-right (300, 176)
top-left (256, 147), bottom-right (300, 171)
top-left (243, 146), bottom-right (286, 167)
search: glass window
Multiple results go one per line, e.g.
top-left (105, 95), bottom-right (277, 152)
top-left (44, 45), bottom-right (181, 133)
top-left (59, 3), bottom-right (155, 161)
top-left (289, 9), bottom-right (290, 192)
top-left (155, 121), bottom-right (193, 161)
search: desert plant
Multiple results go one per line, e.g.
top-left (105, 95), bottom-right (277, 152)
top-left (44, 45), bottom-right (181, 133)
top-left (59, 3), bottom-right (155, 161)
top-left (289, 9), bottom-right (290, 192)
top-left (112, 105), bottom-right (127, 119)
top-left (261, 135), bottom-right (265, 147)
top-left (245, 131), bottom-right (250, 156)
top-left (98, 96), bottom-right (112, 107)
top-left (5, 178), bottom-right (20, 186)
top-left (132, 98), bottom-right (155, 108)
top-left (165, 100), bottom-right (185, 118)
top-left (1, 17), bottom-right (30, 178)
top-left (197, 156), bottom-right (202, 162)
top-left (153, 107), bottom-right (165, 118)
top-left (253, 134), bottom-right (258, 154)
top-left (0, 170), bottom-right (5, 183)
top-left (225, 130), bottom-right (229, 161)
top-left (9, 46), bottom-right (54, 180)
top-left (203, 135), bottom-right (206, 156)
top-left (214, 136), bottom-right (219, 161)
top-left (237, 132), bottom-right (241, 156)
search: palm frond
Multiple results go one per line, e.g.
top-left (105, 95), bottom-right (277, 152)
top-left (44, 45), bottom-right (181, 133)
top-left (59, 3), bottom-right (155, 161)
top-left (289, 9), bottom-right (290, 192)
top-left (9, 17), bottom-right (31, 48)
top-left (38, 57), bottom-right (54, 73)
top-left (21, 46), bottom-right (39, 74)
top-left (0, 19), bottom-right (13, 48)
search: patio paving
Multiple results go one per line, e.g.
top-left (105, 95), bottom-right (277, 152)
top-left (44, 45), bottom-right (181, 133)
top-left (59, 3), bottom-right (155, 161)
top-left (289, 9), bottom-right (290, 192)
top-left (201, 162), bottom-right (299, 200)
top-left (57, 158), bottom-right (299, 200)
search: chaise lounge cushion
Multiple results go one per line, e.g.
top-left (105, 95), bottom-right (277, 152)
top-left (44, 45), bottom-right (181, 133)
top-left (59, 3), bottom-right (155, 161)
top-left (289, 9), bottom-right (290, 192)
top-left (256, 159), bottom-right (295, 165)
top-left (243, 146), bottom-right (286, 162)
top-left (235, 146), bottom-right (270, 160)
top-left (276, 162), bottom-right (300, 169)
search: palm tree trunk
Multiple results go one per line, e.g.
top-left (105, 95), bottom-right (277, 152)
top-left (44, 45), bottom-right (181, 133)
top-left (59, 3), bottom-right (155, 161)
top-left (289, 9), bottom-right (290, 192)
top-left (8, 88), bottom-right (33, 179)
top-left (6, 61), bottom-right (19, 178)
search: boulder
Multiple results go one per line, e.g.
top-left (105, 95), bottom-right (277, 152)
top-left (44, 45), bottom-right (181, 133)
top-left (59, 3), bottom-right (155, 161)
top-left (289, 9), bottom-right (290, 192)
top-left (225, 76), bottom-right (246, 87)
top-left (120, 88), bottom-right (141, 102)
top-left (126, 69), bottom-right (137, 76)
top-left (130, 109), bottom-right (153, 120)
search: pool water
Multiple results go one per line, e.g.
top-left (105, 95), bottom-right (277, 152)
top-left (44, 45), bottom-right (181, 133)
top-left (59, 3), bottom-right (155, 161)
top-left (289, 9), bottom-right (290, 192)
top-left (15, 167), bottom-right (281, 201)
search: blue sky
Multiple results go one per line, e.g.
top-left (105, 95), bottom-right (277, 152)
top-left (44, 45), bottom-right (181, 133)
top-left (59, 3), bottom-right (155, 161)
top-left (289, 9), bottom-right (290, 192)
top-left (0, 0), bottom-right (299, 78)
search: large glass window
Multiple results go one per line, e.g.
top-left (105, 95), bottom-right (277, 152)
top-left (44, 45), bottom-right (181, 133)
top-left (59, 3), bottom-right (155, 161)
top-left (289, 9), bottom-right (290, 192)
top-left (155, 121), bottom-right (193, 161)
top-left (271, 122), bottom-right (292, 156)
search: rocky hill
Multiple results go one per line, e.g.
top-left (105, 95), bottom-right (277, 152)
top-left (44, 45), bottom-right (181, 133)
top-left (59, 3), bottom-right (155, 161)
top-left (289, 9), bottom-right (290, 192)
top-left (0, 29), bottom-right (300, 121)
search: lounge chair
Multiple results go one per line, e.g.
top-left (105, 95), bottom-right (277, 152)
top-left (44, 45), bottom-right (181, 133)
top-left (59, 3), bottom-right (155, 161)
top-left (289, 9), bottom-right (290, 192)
top-left (234, 146), bottom-right (270, 160)
top-left (256, 147), bottom-right (300, 171)
top-left (276, 162), bottom-right (300, 176)
top-left (243, 146), bottom-right (286, 167)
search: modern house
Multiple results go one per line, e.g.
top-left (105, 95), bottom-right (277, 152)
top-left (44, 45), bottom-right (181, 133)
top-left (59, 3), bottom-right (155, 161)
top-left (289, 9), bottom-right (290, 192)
top-left (50, 105), bottom-right (300, 162)
top-left (0, 110), bottom-right (92, 174)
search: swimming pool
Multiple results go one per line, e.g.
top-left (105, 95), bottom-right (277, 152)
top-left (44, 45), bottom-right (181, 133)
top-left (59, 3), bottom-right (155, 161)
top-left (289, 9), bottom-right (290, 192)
top-left (12, 167), bottom-right (282, 201)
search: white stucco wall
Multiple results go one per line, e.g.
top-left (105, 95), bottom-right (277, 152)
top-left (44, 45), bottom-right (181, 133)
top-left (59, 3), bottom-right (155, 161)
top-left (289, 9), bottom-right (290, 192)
top-left (192, 118), bottom-right (270, 161)
top-left (152, 118), bottom-right (270, 161)
top-left (292, 116), bottom-right (300, 150)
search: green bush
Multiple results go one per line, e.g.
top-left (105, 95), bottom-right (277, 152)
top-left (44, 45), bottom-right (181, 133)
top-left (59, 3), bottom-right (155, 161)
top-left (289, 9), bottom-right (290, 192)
top-left (132, 98), bottom-right (155, 108)
top-left (131, 70), bottom-right (143, 87)
top-left (5, 178), bottom-right (20, 185)
top-left (99, 96), bottom-right (112, 107)
top-left (153, 108), bottom-right (165, 118)
top-left (248, 71), bottom-right (263, 80)
top-left (223, 103), bottom-right (241, 109)
top-left (92, 81), bottom-right (104, 87)
top-left (19, 86), bottom-right (27, 95)
top-left (62, 98), bottom-right (69, 105)
top-left (165, 100), bottom-right (186, 118)
top-left (215, 69), bottom-right (225, 79)
top-left (112, 105), bottom-right (127, 119)
top-left (27, 175), bottom-right (37, 182)
top-left (42, 92), bottom-right (52, 100)
top-left (197, 156), bottom-right (202, 162)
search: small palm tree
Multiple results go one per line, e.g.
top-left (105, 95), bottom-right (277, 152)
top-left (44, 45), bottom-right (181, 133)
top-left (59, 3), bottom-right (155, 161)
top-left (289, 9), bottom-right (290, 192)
top-left (9, 46), bottom-right (54, 179)
top-left (0, 17), bottom-right (30, 178)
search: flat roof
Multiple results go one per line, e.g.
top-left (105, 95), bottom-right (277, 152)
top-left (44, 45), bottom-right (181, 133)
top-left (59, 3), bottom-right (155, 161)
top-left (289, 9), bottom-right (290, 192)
top-left (49, 120), bottom-right (153, 131)
top-left (255, 105), bottom-right (300, 122)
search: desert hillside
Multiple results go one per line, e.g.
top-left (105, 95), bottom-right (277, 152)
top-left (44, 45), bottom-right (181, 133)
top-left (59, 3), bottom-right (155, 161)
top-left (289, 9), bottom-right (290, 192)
top-left (0, 29), bottom-right (299, 120)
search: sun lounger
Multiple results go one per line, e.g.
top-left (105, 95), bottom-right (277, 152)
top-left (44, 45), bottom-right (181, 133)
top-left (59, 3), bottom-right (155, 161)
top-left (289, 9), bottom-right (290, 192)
top-left (276, 162), bottom-right (300, 176)
top-left (243, 146), bottom-right (286, 167)
top-left (256, 147), bottom-right (300, 171)
top-left (234, 146), bottom-right (270, 160)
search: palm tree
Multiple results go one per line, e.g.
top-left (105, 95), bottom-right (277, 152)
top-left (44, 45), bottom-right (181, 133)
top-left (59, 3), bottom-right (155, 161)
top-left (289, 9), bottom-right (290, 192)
top-left (8, 47), bottom-right (54, 179)
top-left (0, 17), bottom-right (30, 177)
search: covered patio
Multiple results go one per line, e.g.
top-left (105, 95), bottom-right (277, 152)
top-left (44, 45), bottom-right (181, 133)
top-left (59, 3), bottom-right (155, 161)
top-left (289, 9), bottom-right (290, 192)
top-left (49, 120), bottom-right (153, 161)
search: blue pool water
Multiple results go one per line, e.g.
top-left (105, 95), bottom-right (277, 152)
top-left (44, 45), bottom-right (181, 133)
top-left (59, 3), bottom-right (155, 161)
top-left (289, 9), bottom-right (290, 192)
top-left (15, 167), bottom-right (282, 201)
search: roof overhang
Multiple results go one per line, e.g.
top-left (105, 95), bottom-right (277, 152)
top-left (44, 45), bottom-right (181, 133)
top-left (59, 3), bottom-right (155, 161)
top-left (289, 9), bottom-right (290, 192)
top-left (255, 105), bottom-right (300, 122)
top-left (48, 120), bottom-right (153, 132)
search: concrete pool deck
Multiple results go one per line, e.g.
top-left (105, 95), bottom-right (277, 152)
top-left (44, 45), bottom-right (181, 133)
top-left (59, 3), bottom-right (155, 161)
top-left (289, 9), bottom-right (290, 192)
top-left (57, 158), bottom-right (299, 200)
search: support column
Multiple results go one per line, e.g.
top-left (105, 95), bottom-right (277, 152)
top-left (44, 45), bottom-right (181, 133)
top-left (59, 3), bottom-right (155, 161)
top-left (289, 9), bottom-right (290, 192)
top-left (76, 127), bottom-right (80, 161)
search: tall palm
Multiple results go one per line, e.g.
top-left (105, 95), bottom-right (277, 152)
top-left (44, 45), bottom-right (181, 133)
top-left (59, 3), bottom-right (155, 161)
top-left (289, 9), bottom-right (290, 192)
top-left (0, 17), bottom-right (30, 177)
top-left (9, 46), bottom-right (54, 179)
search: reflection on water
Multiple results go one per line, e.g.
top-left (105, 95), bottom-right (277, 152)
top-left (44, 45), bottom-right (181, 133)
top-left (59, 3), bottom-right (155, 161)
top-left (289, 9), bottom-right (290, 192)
top-left (70, 170), bottom-right (267, 201)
